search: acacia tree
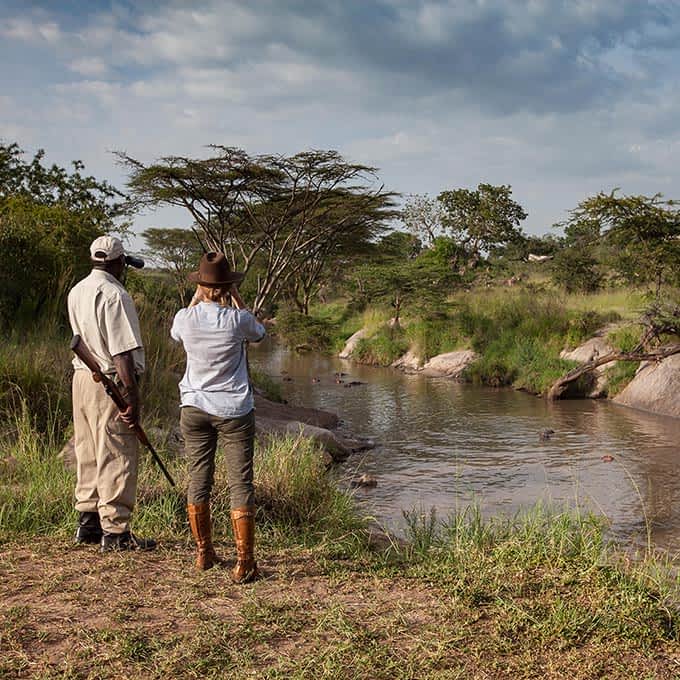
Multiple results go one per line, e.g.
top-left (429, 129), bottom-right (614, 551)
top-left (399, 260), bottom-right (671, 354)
top-left (563, 191), bottom-right (680, 295)
top-left (141, 227), bottom-right (202, 302)
top-left (437, 183), bottom-right (527, 268)
top-left (285, 191), bottom-right (395, 314)
top-left (401, 193), bottom-right (444, 247)
top-left (118, 147), bottom-right (395, 314)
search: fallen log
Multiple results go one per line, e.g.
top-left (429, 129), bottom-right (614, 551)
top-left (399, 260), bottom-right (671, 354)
top-left (547, 344), bottom-right (680, 401)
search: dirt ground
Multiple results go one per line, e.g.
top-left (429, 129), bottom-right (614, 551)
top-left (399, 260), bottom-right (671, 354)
top-left (2, 539), bottom-right (680, 679)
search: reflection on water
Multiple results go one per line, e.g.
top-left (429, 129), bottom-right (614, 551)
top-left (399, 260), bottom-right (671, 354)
top-left (250, 340), bottom-right (680, 552)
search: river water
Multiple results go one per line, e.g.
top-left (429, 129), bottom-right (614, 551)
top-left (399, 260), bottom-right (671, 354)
top-left (250, 341), bottom-right (680, 553)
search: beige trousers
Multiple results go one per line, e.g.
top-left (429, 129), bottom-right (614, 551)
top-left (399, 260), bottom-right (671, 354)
top-left (72, 370), bottom-right (139, 533)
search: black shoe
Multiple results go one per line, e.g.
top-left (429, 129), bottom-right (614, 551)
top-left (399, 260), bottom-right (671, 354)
top-left (100, 531), bottom-right (157, 553)
top-left (74, 511), bottom-right (103, 545)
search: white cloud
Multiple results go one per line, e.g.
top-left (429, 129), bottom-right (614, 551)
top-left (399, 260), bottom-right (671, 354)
top-left (68, 57), bottom-right (109, 77)
top-left (1, 16), bottom-right (61, 44)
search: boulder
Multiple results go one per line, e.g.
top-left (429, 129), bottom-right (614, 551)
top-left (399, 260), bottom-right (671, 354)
top-left (560, 336), bottom-right (615, 364)
top-left (391, 349), bottom-right (422, 373)
top-left (255, 418), bottom-right (358, 464)
top-left (339, 328), bottom-right (369, 359)
top-left (254, 394), bottom-right (338, 429)
top-left (420, 350), bottom-right (477, 379)
top-left (613, 354), bottom-right (680, 419)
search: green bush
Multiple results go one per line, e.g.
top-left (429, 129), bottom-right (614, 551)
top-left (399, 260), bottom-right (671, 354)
top-left (551, 247), bottom-right (602, 293)
top-left (608, 324), bottom-right (643, 352)
top-left (405, 317), bottom-right (459, 362)
top-left (353, 325), bottom-right (409, 366)
top-left (564, 310), bottom-right (621, 349)
top-left (605, 361), bottom-right (640, 396)
top-left (275, 309), bottom-right (334, 352)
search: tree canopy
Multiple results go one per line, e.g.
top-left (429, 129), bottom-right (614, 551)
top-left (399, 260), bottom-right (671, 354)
top-left (141, 227), bottom-right (202, 303)
top-left (0, 142), bottom-right (125, 325)
top-left (560, 190), bottom-right (680, 294)
top-left (438, 183), bottom-right (527, 267)
top-left (118, 147), bottom-right (397, 314)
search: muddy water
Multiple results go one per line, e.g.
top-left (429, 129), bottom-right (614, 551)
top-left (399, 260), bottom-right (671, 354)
top-left (249, 340), bottom-right (680, 552)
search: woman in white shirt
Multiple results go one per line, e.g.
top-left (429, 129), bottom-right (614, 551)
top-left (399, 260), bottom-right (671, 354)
top-left (171, 252), bottom-right (265, 581)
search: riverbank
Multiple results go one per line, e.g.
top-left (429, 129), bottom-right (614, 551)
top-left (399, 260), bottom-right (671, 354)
top-left (3, 520), bottom-right (680, 680)
top-left (4, 318), bottom-right (680, 677)
top-left (278, 286), bottom-right (680, 418)
top-left (3, 425), bottom-right (680, 680)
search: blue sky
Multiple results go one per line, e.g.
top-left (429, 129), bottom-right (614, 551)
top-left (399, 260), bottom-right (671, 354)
top-left (2, 0), bottom-right (680, 244)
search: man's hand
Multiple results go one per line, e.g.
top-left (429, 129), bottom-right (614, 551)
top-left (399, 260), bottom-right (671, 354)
top-left (113, 350), bottom-right (140, 429)
top-left (119, 393), bottom-right (140, 428)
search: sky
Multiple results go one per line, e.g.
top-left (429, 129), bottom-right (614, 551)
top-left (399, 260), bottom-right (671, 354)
top-left (2, 0), bottom-right (680, 246)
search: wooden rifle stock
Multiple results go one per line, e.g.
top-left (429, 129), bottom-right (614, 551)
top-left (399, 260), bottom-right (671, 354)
top-left (70, 335), bottom-right (176, 488)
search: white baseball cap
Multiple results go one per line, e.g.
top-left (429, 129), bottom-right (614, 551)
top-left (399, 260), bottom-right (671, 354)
top-left (90, 235), bottom-right (125, 262)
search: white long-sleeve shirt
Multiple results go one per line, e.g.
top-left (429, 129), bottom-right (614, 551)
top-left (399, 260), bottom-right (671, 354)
top-left (170, 302), bottom-right (265, 418)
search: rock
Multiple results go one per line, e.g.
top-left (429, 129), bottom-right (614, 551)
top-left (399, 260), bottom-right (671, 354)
top-left (613, 354), bottom-right (680, 419)
top-left (421, 350), bottom-right (478, 379)
top-left (560, 334), bottom-right (617, 398)
top-left (560, 336), bottom-right (615, 364)
top-left (391, 349), bottom-right (422, 373)
top-left (255, 418), bottom-right (352, 464)
top-left (339, 328), bottom-right (369, 359)
top-left (254, 394), bottom-right (365, 462)
top-left (391, 349), bottom-right (477, 379)
top-left (255, 394), bottom-right (339, 429)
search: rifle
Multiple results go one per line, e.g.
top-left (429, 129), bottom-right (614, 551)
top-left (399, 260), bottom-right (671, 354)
top-left (70, 334), bottom-right (176, 488)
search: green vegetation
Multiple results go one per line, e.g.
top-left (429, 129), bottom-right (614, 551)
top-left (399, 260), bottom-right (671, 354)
top-left (0, 143), bottom-right (124, 327)
top-left (605, 361), bottom-right (640, 397)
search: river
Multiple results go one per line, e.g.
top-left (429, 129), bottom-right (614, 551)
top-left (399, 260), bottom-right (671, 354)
top-left (250, 340), bottom-right (680, 553)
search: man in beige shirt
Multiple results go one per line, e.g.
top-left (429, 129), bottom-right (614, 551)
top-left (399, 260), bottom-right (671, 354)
top-left (68, 236), bottom-right (155, 552)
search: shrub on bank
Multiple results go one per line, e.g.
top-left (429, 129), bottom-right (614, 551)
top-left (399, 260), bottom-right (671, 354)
top-left (353, 325), bottom-right (409, 366)
top-left (275, 309), bottom-right (334, 352)
top-left (405, 317), bottom-right (460, 363)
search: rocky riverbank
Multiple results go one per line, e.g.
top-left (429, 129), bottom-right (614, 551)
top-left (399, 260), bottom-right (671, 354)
top-left (340, 325), bottom-right (680, 420)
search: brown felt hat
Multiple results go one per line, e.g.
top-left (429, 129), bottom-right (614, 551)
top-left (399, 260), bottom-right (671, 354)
top-left (188, 252), bottom-right (245, 287)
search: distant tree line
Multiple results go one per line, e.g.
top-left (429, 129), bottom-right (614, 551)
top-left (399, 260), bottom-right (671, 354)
top-left (2, 139), bottom-right (679, 329)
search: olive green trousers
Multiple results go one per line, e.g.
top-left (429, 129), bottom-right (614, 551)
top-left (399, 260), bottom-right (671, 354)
top-left (180, 406), bottom-right (255, 508)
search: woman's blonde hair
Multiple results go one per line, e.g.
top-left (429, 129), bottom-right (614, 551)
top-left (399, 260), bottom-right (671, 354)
top-left (198, 284), bottom-right (231, 306)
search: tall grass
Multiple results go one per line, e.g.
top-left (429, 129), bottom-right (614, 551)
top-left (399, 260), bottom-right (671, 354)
top-left (353, 325), bottom-right (409, 366)
top-left (0, 395), bottom-right (364, 551)
top-left (0, 400), bottom-right (75, 540)
top-left (402, 503), bottom-right (680, 647)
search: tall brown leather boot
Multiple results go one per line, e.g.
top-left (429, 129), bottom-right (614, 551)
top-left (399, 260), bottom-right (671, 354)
top-left (187, 503), bottom-right (219, 571)
top-left (231, 506), bottom-right (259, 584)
